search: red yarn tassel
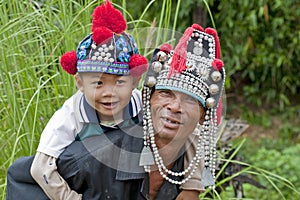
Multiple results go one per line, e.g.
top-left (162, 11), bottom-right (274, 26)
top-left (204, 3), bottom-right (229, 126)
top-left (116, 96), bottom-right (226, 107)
top-left (168, 27), bottom-right (194, 77)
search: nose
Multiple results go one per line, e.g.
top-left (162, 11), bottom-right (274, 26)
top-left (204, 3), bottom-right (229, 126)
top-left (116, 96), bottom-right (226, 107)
top-left (166, 96), bottom-right (182, 113)
top-left (101, 84), bottom-right (116, 97)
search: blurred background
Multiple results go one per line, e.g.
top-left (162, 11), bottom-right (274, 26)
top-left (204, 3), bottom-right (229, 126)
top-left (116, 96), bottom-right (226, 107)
top-left (0, 0), bottom-right (299, 199)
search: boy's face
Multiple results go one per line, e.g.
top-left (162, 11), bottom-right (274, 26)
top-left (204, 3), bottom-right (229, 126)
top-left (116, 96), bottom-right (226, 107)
top-left (75, 72), bottom-right (136, 122)
top-left (150, 89), bottom-right (205, 144)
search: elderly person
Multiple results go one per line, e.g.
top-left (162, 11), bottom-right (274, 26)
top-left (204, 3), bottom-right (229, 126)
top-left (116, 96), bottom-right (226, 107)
top-left (140, 23), bottom-right (225, 200)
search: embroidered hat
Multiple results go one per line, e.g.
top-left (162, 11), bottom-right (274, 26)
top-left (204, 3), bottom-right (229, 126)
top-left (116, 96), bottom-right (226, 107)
top-left (60, 0), bottom-right (148, 77)
top-left (141, 24), bottom-right (225, 187)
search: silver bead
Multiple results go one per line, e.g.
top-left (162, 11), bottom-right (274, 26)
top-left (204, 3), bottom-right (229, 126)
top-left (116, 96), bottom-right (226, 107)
top-left (206, 97), bottom-right (216, 108)
top-left (209, 84), bottom-right (219, 95)
top-left (151, 61), bottom-right (162, 73)
top-left (156, 51), bottom-right (167, 62)
top-left (193, 47), bottom-right (203, 56)
top-left (146, 76), bottom-right (156, 87)
top-left (211, 71), bottom-right (222, 82)
top-left (109, 45), bottom-right (114, 50)
top-left (91, 44), bottom-right (97, 49)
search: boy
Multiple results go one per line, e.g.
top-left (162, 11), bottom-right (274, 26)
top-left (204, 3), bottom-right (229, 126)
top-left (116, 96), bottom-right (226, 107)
top-left (30, 1), bottom-right (148, 199)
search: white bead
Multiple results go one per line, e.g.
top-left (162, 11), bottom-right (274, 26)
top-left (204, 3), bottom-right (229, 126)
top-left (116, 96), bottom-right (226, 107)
top-left (109, 45), bottom-right (114, 50)
top-left (91, 44), bottom-right (96, 49)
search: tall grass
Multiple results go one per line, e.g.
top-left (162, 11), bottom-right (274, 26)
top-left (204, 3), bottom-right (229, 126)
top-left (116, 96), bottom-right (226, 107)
top-left (0, 0), bottom-right (299, 199)
top-left (0, 0), bottom-right (98, 197)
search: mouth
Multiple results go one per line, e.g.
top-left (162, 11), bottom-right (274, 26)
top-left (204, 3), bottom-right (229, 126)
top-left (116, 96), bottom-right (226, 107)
top-left (100, 102), bottom-right (119, 109)
top-left (161, 116), bottom-right (182, 128)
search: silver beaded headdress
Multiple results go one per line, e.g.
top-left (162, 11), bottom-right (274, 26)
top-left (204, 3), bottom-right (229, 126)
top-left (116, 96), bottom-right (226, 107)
top-left (140, 24), bottom-right (225, 187)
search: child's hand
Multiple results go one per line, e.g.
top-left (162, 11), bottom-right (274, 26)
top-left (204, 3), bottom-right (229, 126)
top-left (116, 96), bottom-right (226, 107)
top-left (176, 190), bottom-right (200, 200)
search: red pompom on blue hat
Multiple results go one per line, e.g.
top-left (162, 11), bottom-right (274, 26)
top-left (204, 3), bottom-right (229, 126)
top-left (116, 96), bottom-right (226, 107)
top-left (60, 51), bottom-right (77, 75)
top-left (91, 0), bottom-right (126, 34)
top-left (92, 26), bottom-right (113, 45)
top-left (60, 0), bottom-right (148, 77)
top-left (128, 55), bottom-right (148, 77)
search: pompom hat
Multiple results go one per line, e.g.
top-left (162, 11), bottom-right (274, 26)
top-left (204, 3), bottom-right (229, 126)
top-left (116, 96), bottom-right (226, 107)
top-left (60, 0), bottom-right (148, 77)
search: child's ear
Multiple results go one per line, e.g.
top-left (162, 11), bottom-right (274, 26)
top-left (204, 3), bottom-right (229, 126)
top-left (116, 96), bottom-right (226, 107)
top-left (75, 74), bottom-right (84, 92)
top-left (132, 76), bottom-right (141, 89)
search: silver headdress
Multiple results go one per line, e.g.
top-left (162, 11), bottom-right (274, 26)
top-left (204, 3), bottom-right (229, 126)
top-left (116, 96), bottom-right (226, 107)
top-left (140, 24), bottom-right (225, 188)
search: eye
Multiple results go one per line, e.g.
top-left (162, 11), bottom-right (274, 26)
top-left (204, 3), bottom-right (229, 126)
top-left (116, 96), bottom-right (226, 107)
top-left (93, 80), bottom-right (103, 87)
top-left (116, 80), bottom-right (126, 85)
top-left (182, 95), bottom-right (198, 104)
top-left (158, 90), bottom-right (172, 97)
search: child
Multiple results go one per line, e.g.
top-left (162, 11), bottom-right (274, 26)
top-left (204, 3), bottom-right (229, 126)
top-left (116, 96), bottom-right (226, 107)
top-left (30, 1), bottom-right (148, 199)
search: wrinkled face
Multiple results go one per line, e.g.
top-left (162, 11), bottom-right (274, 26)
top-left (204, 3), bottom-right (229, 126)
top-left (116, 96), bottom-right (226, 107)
top-left (150, 89), bottom-right (205, 144)
top-left (75, 72), bottom-right (135, 122)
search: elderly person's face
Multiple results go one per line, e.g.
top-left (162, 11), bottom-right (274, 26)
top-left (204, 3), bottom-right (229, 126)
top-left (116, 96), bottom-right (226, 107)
top-left (150, 89), bottom-right (205, 144)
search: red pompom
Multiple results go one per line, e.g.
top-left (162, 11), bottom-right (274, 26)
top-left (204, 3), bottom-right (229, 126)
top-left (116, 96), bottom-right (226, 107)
top-left (60, 51), bottom-right (77, 75)
top-left (160, 43), bottom-right (173, 53)
top-left (192, 24), bottom-right (204, 32)
top-left (128, 54), bottom-right (148, 77)
top-left (92, 26), bottom-right (113, 45)
top-left (91, 0), bottom-right (126, 34)
top-left (212, 58), bottom-right (224, 71)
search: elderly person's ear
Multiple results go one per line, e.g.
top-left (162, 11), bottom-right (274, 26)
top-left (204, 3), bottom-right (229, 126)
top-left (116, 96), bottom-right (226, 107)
top-left (199, 107), bottom-right (206, 125)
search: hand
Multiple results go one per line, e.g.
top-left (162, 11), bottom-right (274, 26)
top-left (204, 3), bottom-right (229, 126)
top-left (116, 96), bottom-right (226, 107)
top-left (176, 190), bottom-right (200, 200)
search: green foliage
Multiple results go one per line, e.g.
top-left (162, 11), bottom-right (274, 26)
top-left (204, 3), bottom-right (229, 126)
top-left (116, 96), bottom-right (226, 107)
top-left (245, 144), bottom-right (300, 199)
top-left (214, 0), bottom-right (300, 110)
